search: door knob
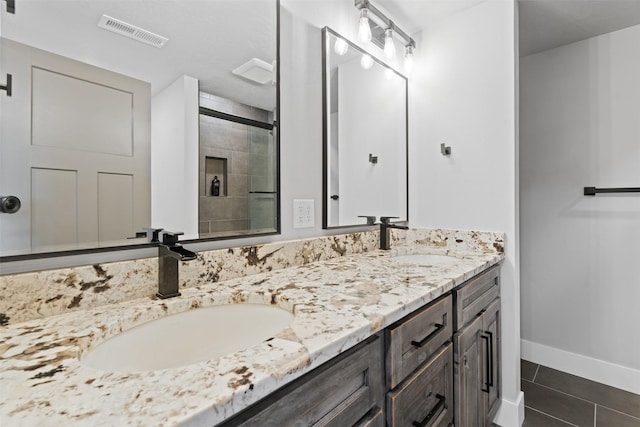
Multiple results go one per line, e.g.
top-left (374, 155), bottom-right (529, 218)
top-left (0, 195), bottom-right (21, 214)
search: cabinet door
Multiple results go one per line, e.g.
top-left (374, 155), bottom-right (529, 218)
top-left (219, 334), bottom-right (384, 427)
top-left (482, 298), bottom-right (501, 423)
top-left (454, 314), bottom-right (484, 427)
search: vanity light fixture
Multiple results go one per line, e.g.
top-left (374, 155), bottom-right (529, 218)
top-left (334, 37), bottom-right (349, 56)
top-left (355, 0), bottom-right (416, 75)
top-left (383, 27), bottom-right (395, 60)
top-left (358, 8), bottom-right (373, 43)
top-left (361, 53), bottom-right (374, 70)
top-left (404, 44), bottom-right (414, 75)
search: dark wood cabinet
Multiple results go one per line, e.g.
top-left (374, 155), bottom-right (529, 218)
top-left (387, 343), bottom-right (454, 427)
top-left (385, 294), bottom-right (454, 427)
top-left (453, 266), bottom-right (501, 427)
top-left (217, 265), bottom-right (501, 427)
top-left (386, 295), bottom-right (453, 389)
top-left (219, 334), bottom-right (385, 427)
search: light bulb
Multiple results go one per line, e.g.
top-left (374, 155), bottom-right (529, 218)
top-left (404, 45), bottom-right (414, 75)
top-left (360, 53), bottom-right (373, 70)
top-left (385, 68), bottom-right (394, 80)
top-left (384, 28), bottom-right (395, 60)
top-left (334, 37), bottom-right (349, 56)
top-left (358, 9), bottom-right (372, 43)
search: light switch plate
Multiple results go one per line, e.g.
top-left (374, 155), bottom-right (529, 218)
top-left (293, 199), bottom-right (314, 228)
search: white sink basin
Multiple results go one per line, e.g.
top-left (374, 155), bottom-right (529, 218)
top-left (81, 304), bottom-right (294, 372)
top-left (392, 254), bottom-right (460, 266)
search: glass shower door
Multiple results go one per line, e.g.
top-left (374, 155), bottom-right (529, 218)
top-left (247, 125), bottom-right (277, 232)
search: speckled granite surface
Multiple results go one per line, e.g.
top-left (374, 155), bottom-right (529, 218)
top-left (0, 229), bottom-right (503, 426)
top-left (0, 231), bottom-right (380, 326)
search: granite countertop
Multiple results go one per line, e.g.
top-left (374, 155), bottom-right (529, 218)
top-left (0, 244), bottom-right (503, 426)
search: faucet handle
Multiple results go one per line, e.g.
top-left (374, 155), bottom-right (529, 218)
top-left (143, 227), bottom-right (164, 243)
top-left (358, 215), bottom-right (377, 225)
top-left (161, 231), bottom-right (184, 246)
top-left (380, 216), bottom-right (399, 224)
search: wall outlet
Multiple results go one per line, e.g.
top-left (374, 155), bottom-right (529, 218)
top-left (293, 199), bottom-right (314, 228)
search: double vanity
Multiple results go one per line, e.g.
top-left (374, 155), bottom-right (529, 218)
top-left (0, 229), bottom-right (503, 426)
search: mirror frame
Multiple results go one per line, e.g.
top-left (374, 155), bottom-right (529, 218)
top-left (0, 0), bottom-right (281, 263)
top-left (321, 26), bottom-right (409, 230)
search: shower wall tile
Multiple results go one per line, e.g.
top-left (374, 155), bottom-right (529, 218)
top-left (231, 151), bottom-right (249, 175)
top-left (209, 219), bottom-right (249, 234)
top-left (199, 221), bottom-right (210, 234)
top-left (227, 173), bottom-right (248, 197)
top-left (200, 196), bottom-right (248, 222)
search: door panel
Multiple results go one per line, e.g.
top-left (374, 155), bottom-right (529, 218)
top-left (31, 168), bottom-right (77, 249)
top-left (98, 173), bottom-right (134, 242)
top-left (31, 67), bottom-right (133, 156)
top-left (454, 314), bottom-right (484, 427)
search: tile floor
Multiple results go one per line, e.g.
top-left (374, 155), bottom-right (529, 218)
top-left (520, 360), bottom-right (640, 427)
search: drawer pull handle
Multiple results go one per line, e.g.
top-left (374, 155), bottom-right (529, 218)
top-left (411, 323), bottom-right (445, 348)
top-left (481, 332), bottom-right (493, 393)
top-left (485, 330), bottom-right (494, 387)
top-left (412, 393), bottom-right (446, 427)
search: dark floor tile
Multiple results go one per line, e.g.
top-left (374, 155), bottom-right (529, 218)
top-left (522, 379), bottom-right (594, 427)
top-left (596, 406), bottom-right (640, 427)
top-left (521, 359), bottom-right (539, 382)
top-left (535, 366), bottom-right (640, 419)
top-left (523, 407), bottom-right (576, 427)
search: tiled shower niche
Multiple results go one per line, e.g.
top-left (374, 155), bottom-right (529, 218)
top-left (204, 156), bottom-right (227, 197)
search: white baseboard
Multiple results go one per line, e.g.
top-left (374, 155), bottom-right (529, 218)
top-left (493, 391), bottom-right (525, 427)
top-left (521, 339), bottom-right (640, 395)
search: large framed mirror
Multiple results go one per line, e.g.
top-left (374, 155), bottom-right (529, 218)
top-left (0, 0), bottom-right (279, 258)
top-left (322, 27), bottom-right (408, 229)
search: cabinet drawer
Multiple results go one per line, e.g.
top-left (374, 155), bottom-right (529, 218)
top-left (387, 343), bottom-right (454, 427)
top-left (219, 334), bottom-right (384, 427)
top-left (453, 265), bottom-right (499, 331)
top-left (386, 294), bottom-right (452, 389)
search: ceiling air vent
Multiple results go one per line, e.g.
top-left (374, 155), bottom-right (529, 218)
top-left (97, 14), bottom-right (168, 48)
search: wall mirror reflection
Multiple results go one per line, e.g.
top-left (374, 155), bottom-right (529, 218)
top-left (0, 0), bottom-right (279, 258)
top-left (322, 27), bottom-right (408, 229)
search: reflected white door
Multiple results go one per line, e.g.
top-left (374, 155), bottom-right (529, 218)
top-left (0, 38), bottom-right (150, 253)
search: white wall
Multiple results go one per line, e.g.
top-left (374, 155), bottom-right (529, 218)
top-left (410, 1), bottom-right (521, 425)
top-left (520, 24), bottom-right (640, 394)
top-left (151, 75), bottom-right (199, 238)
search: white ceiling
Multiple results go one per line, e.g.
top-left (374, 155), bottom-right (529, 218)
top-left (359, 0), bottom-right (640, 57)
top-left (374, 0), bottom-right (487, 35)
top-left (5, 0), bottom-right (638, 102)
top-left (519, 0), bottom-right (640, 56)
top-left (1, 0), bottom-right (277, 110)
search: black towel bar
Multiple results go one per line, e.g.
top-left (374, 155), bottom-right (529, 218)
top-left (584, 187), bottom-right (640, 196)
